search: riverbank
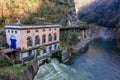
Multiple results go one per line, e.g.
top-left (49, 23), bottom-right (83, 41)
top-left (67, 25), bottom-right (105, 56)
top-left (66, 24), bottom-right (116, 61)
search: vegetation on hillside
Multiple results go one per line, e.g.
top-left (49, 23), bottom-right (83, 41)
top-left (0, 59), bottom-right (32, 80)
top-left (60, 30), bottom-right (79, 50)
top-left (0, 0), bottom-right (69, 26)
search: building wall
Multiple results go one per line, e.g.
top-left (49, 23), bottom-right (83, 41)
top-left (5, 29), bottom-right (21, 48)
top-left (20, 27), bottom-right (59, 50)
top-left (22, 42), bottom-right (60, 62)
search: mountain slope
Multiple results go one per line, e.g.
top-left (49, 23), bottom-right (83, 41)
top-left (0, 0), bottom-right (77, 26)
top-left (78, 0), bottom-right (120, 28)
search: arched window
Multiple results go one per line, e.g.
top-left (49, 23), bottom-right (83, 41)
top-left (54, 33), bottom-right (57, 40)
top-left (27, 37), bottom-right (32, 47)
top-left (48, 34), bottom-right (52, 42)
top-left (42, 35), bottom-right (46, 43)
top-left (35, 36), bottom-right (40, 45)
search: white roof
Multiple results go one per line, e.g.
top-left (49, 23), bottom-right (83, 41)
top-left (5, 24), bottom-right (60, 29)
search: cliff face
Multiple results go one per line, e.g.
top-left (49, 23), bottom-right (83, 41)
top-left (59, 0), bottom-right (78, 26)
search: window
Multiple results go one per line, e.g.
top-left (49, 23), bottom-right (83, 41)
top-left (49, 28), bottom-right (51, 31)
top-left (42, 35), bottom-right (46, 43)
top-left (48, 34), bottom-right (52, 42)
top-left (36, 30), bottom-right (38, 32)
top-left (35, 36), bottom-right (40, 45)
top-left (8, 30), bottom-right (10, 33)
top-left (11, 30), bottom-right (13, 33)
top-left (49, 46), bottom-right (52, 52)
top-left (15, 31), bottom-right (17, 34)
top-left (54, 33), bottom-right (57, 40)
top-left (54, 28), bottom-right (56, 30)
top-left (43, 49), bottom-right (46, 53)
top-left (27, 30), bottom-right (30, 33)
top-left (43, 29), bottom-right (45, 31)
top-left (27, 37), bottom-right (33, 47)
top-left (36, 50), bottom-right (40, 56)
top-left (28, 50), bottom-right (32, 56)
top-left (54, 44), bottom-right (57, 49)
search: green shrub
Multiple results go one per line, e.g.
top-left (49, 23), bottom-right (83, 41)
top-left (60, 30), bottom-right (78, 45)
top-left (0, 60), bottom-right (13, 67)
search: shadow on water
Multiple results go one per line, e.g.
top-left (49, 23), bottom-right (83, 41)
top-left (65, 38), bottom-right (120, 80)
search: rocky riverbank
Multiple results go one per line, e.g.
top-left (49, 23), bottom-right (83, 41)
top-left (68, 24), bottom-right (116, 56)
top-left (17, 61), bottom-right (39, 80)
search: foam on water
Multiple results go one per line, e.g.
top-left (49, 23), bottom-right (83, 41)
top-left (34, 59), bottom-right (90, 80)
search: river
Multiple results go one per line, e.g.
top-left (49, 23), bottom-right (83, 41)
top-left (34, 38), bottom-right (120, 80)
top-left (66, 38), bottom-right (120, 80)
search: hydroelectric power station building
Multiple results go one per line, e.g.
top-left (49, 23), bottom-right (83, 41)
top-left (5, 24), bottom-right (60, 62)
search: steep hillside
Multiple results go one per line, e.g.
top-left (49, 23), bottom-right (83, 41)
top-left (76, 0), bottom-right (120, 51)
top-left (78, 0), bottom-right (120, 28)
top-left (0, 0), bottom-right (77, 26)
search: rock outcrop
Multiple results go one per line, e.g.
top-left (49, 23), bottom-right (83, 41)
top-left (59, 0), bottom-right (78, 26)
top-left (116, 28), bottom-right (120, 51)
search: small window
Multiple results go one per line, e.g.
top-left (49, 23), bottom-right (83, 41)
top-left (36, 30), bottom-right (38, 32)
top-left (36, 50), bottom-right (40, 56)
top-left (43, 49), bottom-right (46, 53)
top-left (27, 30), bottom-right (30, 33)
top-left (11, 30), bottom-right (13, 33)
top-left (28, 50), bottom-right (32, 56)
top-left (49, 28), bottom-right (51, 31)
top-left (43, 29), bottom-right (45, 31)
top-left (54, 44), bottom-right (57, 49)
top-left (54, 28), bottom-right (56, 30)
top-left (8, 30), bottom-right (10, 33)
top-left (15, 31), bottom-right (17, 34)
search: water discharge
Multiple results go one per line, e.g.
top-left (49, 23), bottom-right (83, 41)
top-left (34, 59), bottom-right (90, 80)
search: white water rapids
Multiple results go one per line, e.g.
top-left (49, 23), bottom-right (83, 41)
top-left (34, 59), bottom-right (90, 80)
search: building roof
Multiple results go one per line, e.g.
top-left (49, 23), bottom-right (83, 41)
top-left (5, 24), bottom-right (60, 29)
